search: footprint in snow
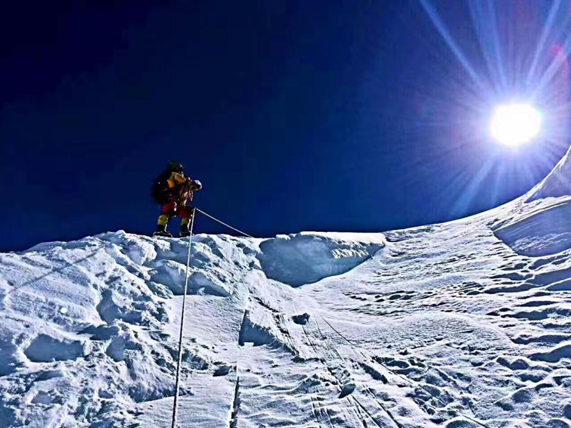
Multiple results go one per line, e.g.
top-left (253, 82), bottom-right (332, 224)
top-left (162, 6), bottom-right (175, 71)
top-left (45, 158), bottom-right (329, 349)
top-left (338, 382), bottom-right (355, 398)
top-left (24, 334), bottom-right (84, 363)
top-left (213, 365), bottom-right (232, 377)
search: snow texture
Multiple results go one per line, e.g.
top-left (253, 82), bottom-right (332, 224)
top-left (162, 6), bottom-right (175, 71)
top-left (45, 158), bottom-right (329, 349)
top-left (2, 148), bottom-right (571, 427)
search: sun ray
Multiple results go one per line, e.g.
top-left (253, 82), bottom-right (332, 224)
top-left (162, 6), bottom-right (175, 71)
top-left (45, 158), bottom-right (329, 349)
top-left (418, 0), bottom-right (487, 93)
top-left (526, 0), bottom-right (563, 87)
top-left (468, 0), bottom-right (507, 92)
top-left (451, 157), bottom-right (496, 216)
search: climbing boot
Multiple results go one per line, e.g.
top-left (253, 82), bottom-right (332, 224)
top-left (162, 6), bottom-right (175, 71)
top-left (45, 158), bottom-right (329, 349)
top-left (180, 216), bottom-right (192, 237)
top-left (180, 225), bottom-right (191, 237)
top-left (153, 224), bottom-right (172, 238)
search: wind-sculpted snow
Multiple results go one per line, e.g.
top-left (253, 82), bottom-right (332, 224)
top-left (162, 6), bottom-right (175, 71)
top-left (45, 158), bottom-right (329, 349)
top-left (494, 200), bottom-right (571, 256)
top-left (490, 146), bottom-right (571, 258)
top-left (527, 147), bottom-right (571, 202)
top-left (2, 187), bottom-right (571, 426)
top-left (258, 232), bottom-right (387, 286)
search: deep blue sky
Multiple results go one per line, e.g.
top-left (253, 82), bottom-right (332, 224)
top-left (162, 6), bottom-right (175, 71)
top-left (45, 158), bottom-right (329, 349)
top-left (1, 1), bottom-right (569, 251)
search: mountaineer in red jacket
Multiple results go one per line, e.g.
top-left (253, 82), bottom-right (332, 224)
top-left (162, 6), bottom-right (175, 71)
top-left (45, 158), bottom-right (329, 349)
top-left (151, 162), bottom-right (202, 237)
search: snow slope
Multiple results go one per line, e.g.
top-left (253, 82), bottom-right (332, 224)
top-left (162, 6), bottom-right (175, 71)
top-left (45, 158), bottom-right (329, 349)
top-left (2, 149), bottom-right (571, 427)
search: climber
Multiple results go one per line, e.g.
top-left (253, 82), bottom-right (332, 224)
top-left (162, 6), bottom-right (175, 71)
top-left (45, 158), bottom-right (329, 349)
top-left (151, 161), bottom-right (202, 237)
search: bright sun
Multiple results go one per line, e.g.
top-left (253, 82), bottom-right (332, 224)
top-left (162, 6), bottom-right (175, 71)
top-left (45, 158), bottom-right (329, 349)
top-left (490, 103), bottom-right (542, 147)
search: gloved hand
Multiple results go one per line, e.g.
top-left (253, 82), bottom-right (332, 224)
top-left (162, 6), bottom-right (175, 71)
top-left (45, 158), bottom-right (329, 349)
top-left (190, 179), bottom-right (203, 191)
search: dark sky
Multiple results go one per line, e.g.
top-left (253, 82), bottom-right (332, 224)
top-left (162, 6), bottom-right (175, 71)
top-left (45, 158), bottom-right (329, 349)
top-left (1, 1), bottom-right (569, 251)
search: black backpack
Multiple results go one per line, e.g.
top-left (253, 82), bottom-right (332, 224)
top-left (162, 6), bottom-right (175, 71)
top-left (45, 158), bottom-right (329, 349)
top-left (151, 170), bottom-right (174, 204)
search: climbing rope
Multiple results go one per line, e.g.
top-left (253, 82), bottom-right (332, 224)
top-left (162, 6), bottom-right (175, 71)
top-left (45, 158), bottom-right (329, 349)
top-left (171, 210), bottom-right (196, 428)
top-left (170, 208), bottom-right (252, 428)
top-left (193, 208), bottom-right (254, 426)
top-left (303, 315), bottom-right (401, 427)
top-left (318, 316), bottom-right (491, 428)
top-left (195, 208), bottom-right (255, 238)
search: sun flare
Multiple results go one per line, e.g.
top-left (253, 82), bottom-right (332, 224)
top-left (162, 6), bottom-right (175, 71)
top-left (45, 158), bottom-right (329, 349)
top-left (490, 103), bottom-right (542, 147)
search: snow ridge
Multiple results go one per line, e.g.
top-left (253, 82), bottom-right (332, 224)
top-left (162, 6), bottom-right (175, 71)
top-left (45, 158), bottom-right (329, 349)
top-left (527, 146), bottom-right (571, 202)
top-left (2, 157), bottom-right (571, 426)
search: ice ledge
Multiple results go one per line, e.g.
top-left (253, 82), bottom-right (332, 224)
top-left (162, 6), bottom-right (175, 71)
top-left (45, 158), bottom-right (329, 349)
top-left (257, 232), bottom-right (387, 287)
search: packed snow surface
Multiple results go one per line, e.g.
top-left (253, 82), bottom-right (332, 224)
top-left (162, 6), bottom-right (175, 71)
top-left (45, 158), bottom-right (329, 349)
top-left (3, 150), bottom-right (571, 427)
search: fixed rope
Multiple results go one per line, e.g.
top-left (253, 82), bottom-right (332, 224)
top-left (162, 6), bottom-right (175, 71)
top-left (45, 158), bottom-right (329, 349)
top-left (305, 316), bottom-right (401, 428)
top-left (318, 316), bottom-right (490, 428)
top-left (192, 208), bottom-right (253, 427)
top-left (195, 208), bottom-right (254, 238)
top-left (171, 210), bottom-right (196, 428)
top-left (170, 208), bottom-right (251, 427)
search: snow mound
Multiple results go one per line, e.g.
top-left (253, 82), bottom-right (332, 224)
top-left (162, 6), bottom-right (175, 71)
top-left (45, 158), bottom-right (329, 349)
top-left (257, 232), bottom-right (386, 286)
top-left (494, 200), bottom-right (571, 256)
top-left (491, 145), bottom-right (571, 257)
